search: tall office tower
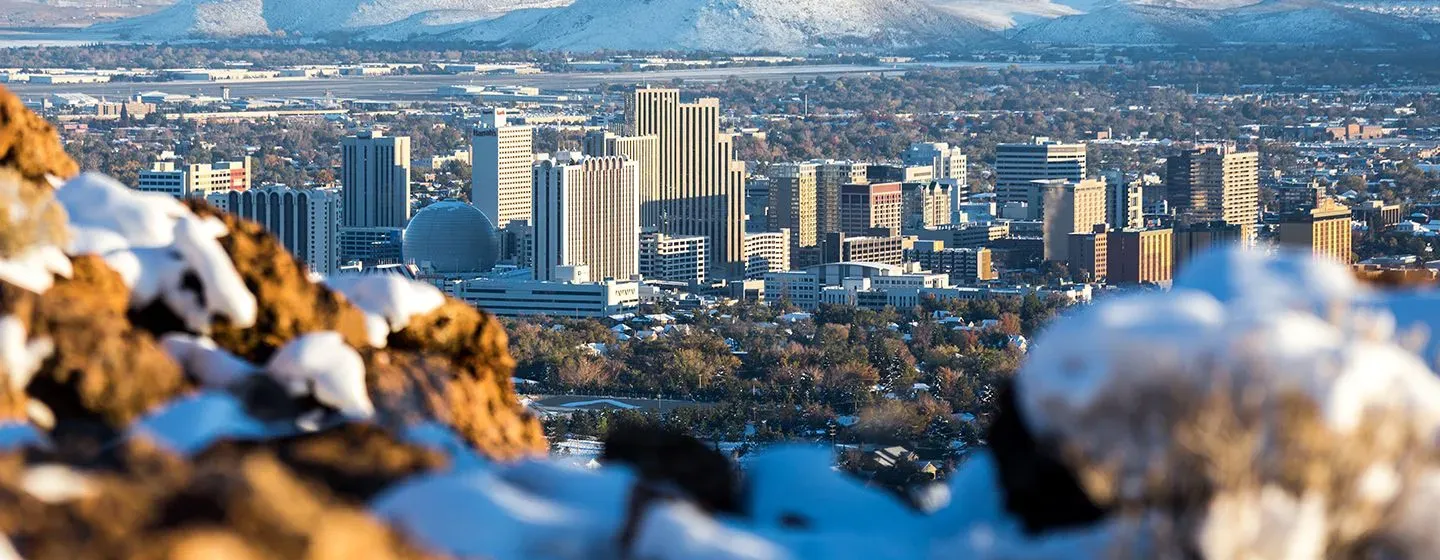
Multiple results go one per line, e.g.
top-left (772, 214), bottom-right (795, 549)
top-left (532, 155), bottom-right (639, 282)
top-left (903, 142), bottom-right (967, 182)
top-left (625, 88), bottom-right (746, 279)
top-left (901, 181), bottom-right (953, 231)
top-left (1103, 175), bottom-right (1145, 230)
top-left (767, 162), bottom-right (818, 256)
top-left (137, 157), bottom-right (251, 199)
top-left (1108, 228), bottom-right (1174, 285)
top-left (208, 186), bottom-right (340, 276)
top-left (839, 182), bottom-right (903, 236)
top-left (1166, 144), bottom-right (1260, 227)
top-left (471, 108), bottom-right (534, 228)
top-left (639, 230), bottom-right (708, 285)
top-left (583, 130), bottom-right (661, 227)
top-left (1278, 199), bottom-right (1352, 264)
top-left (1036, 178), bottom-right (1107, 263)
top-left (341, 130), bottom-right (411, 228)
top-left (995, 138), bottom-right (1087, 218)
top-left (1173, 220), bottom-right (1251, 272)
top-left (815, 160), bottom-right (869, 235)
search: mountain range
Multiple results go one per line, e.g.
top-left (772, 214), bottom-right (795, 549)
top-left (88, 0), bottom-right (1440, 52)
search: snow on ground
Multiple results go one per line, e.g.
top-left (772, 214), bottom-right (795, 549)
top-left (265, 331), bottom-right (374, 420)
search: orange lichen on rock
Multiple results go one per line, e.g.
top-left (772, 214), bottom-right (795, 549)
top-left (0, 86), bottom-right (77, 183)
top-left (2, 256), bottom-right (187, 435)
top-left (184, 201), bottom-right (373, 363)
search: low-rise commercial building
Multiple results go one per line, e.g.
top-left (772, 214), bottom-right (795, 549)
top-left (448, 278), bottom-right (640, 318)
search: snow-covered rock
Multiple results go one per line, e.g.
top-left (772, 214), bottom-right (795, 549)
top-left (327, 274), bottom-right (445, 347)
top-left (129, 391), bottom-right (279, 455)
top-left (265, 331), bottom-right (374, 420)
top-left (0, 315), bottom-right (53, 394)
top-left (160, 333), bottom-right (257, 387)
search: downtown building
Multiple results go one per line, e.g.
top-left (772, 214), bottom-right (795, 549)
top-left (532, 155), bottom-right (639, 283)
top-left (901, 181), bottom-right (954, 232)
top-left (839, 182), bottom-right (903, 236)
top-left (909, 240), bottom-right (995, 285)
top-left (626, 88), bottom-right (746, 280)
top-left (1166, 144), bottom-right (1260, 229)
top-left (767, 162), bottom-right (818, 257)
top-left (207, 185), bottom-right (340, 276)
top-left (1278, 199), bottom-right (1353, 264)
top-left (341, 130), bottom-right (411, 228)
top-left (903, 142), bottom-right (967, 183)
top-left (995, 138), bottom-right (1086, 218)
top-left (743, 230), bottom-right (791, 280)
top-left (471, 107), bottom-right (535, 228)
top-left (137, 157), bottom-right (251, 199)
top-left (813, 160), bottom-right (869, 235)
top-left (639, 230), bottom-right (707, 285)
top-left (1034, 178), bottom-right (1107, 263)
top-left (583, 130), bottom-right (661, 227)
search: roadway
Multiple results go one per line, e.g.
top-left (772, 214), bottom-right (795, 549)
top-left (4, 61), bottom-right (1098, 101)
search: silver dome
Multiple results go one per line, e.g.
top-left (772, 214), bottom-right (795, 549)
top-left (403, 201), bottom-right (499, 274)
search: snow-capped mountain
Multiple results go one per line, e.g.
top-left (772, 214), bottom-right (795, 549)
top-left (93, 0), bottom-right (567, 39)
top-left (1013, 0), bottom-right (1435, 45)
top-left (91, 0), bottom-right (1435, 49)
top-left (369, 0), bottom-right (995, 52)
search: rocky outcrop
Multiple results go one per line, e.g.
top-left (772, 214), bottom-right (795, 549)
top-left (0, 85), bottom-right (547, 557)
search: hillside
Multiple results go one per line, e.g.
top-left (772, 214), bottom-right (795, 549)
top-left (93, 0), bottom-right (565, 39)
top-left (1013, 0), bottom-right (1434, 45)
top-left (380, 0), bottom-right (996, 53)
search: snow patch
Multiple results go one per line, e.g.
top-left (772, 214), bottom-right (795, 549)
top-left (0, 244), bottom-right (71, 294)
top-left (130, 391), bottom-right (277, 455)
top-left (265, 331), bottom-right (374, 420)
top-left (328, 274), bottom-right (446, 340)
top-left (0, 315), bottom-right (53, 394)
top-left (21, 464), bottom-right (98, 504)
top-left (160, 333), bottom-right (257, 387)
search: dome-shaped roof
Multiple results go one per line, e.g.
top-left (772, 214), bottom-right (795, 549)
top-left (403, 201), bottom-right (499, 274)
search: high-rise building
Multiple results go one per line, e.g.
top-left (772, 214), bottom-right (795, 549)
top-left (1166, 144), bottom-right (1260, 228)
top-left (901, 181), bottom-right (953, 232)
top-left (137, 157), bottom-right (251, 199)
top-left (909, 240), bottom-right (994, 284)
top-left (1037, 178), bottom-right (1107, 262)
top-left (341, 130), bottom-right (411, 228)
top-left (625, 88), bottom-right (746, 280)
top-left (1107, 228), bottom-right (1173, 285)
top-left (1173, 220), bottom-right (1251, 272)
top-left (1278, 199), bottom-right (1352, 264)
top-left (208, 185), bottom-right (339, 275)
top-left (995, 138), bottom-right (1086, 217)
top-left (903, 142), bottom-right (967, 183)
top-left (471, 108), bottom-right (534, 228)
top-left (819, 232), bottom-right (905, 266)
top-left (768, 162), bottom-right (818, 255)
top-left (1100, 171), bottom-right (1144, 230)
top-left (584, 130), bottom-right (661, 227)
top-left (815, 160), bottom-right (869, 235)
top-left (1067, 228), bottom-right (1108, 282)
top-left (532, 155), bottom-right (639, 282)
top-left (744, 230), bottom-right (790, 280)
top-left (1276, 179), bottom-right (1326, 214)
top-left (639, 230), bottom-right (707, 285)
top-left (839, 182), bottom-right (903, 236)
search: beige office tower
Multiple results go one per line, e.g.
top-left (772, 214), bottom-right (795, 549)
top-left (625, 88), bottom-right (746, 280)
top-left (341, 131), bottom-right (411, 228)
top-left (1037, 178), bottom-right (1107, 262)
top-left (1166, 144), bottom-right (1260, 228)
top-left (768, 162), bottom-right (818, 255)
top-left (995, 139), bottom-right (1087, 218)
top-left (472, 107), bottom-right (534, 228)
top-left (583, 130), bottom-right (661, 227)
top-left (532, 155), bottom-right (640, 283)
top-left (815, 160), bottom-right (869, 235)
